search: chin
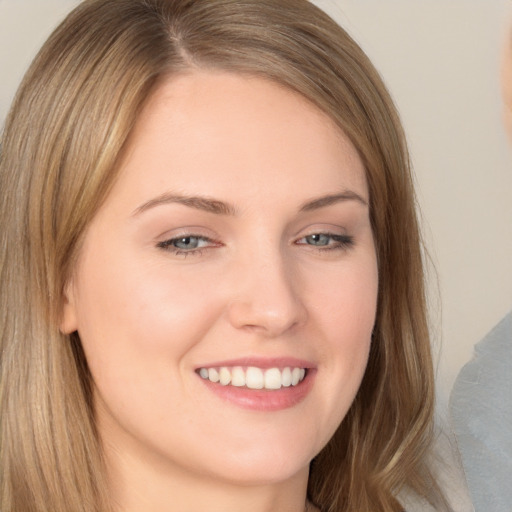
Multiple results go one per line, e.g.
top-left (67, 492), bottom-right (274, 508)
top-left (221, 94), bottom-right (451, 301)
top-left (185, 432), bottom-right (320, 487)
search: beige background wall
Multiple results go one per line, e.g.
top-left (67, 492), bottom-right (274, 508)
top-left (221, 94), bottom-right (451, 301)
top-left (1, 0), bottom-right (511, 412)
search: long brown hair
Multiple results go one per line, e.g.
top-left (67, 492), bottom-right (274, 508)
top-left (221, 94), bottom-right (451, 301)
top-left (0, 1), bottom-right (444, 510)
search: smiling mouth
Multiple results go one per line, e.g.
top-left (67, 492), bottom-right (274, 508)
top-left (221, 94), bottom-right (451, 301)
top-left (197, 366), bottom-right (307, 390)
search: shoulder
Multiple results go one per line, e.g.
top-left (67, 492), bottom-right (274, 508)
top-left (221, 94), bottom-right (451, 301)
top-left (451, 312), bottom-right (512, 442)
top-left (450, 312), bottom-right (512, 511)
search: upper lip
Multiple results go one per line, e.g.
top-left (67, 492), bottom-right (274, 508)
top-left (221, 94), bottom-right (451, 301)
top-left (195, 356), bottom-right (316, 370)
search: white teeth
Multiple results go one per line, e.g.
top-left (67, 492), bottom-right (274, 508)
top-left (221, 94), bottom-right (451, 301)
top-left (291, 367), bottom-right (301, 386)
top-left (264, 368), bottom-right (282, 390)
top-left (198, 365), bottom-right (307, 390)
top-left (208, 368), bottom-right (220, 383)
top-left (231, 366), bottom-right (246, 387)
top-left (246, 367), bottom-right (264, 389)
top-left (281, 367), bottom-right (292, 387)
top-left (219, 367), bottom-right (231, 386)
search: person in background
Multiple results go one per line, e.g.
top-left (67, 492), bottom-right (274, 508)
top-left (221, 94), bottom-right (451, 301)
top-left (449, 26), bottom-right (512, 512)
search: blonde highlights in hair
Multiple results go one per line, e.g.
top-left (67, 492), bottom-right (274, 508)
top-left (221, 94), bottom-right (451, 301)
top-left (0, 1), bottom-right (443, 510)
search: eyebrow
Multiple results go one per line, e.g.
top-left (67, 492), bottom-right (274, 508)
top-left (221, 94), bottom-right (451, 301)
top-left (299, 191), bottom-right (368, 211)
top-left (132, 193), bottom-right (237, 216)
top-left (132, 189), bottom-right (367, 217)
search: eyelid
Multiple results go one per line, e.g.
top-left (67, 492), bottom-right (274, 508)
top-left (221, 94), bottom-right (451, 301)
top-left (156, 231), bottom-right (222, 256)
top-left (294, 231), bottom-right (354, 251)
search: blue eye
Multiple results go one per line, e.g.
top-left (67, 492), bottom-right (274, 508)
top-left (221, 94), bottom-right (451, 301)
top-left (305, 234), bottom-right (331, 246)
top-left (298, 233), bottom-right (354, 251)
top-left (172, 236), bottom-right (202, 250)
top-left (157, 235), bottom-right (214, 255)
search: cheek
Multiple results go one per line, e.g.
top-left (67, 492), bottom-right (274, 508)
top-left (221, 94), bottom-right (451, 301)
top-left (306, 253), bottom-right (378, 434)
top-left (313, 253), bottom-right (378, 345)
top-left (70, 249), bottom-right (228, 443)
top-left (71, 245), bottom-right (225, 387)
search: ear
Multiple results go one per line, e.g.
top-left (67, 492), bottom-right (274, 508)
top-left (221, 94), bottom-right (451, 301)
top-left (60, 280), bottom-right (79, 334)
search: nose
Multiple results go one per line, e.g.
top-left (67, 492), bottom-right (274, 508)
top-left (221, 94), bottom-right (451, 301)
top-left (226, 250), bottom-right (307, 338)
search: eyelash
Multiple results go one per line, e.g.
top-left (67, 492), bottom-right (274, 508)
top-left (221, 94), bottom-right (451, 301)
top-left (296, 233), bottom-right (354, 252)
top-left (156, 234), bottom-right (218, 257)
top-left (156, 232), bottom-right (354, 257)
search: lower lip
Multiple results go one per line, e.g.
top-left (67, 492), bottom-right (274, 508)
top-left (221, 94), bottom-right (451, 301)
top-left (198, 370), bottom-right (316, 411)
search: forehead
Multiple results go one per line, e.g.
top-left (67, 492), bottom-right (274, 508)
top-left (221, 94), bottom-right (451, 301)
top-left (115, 70), bottom-right (368, 206)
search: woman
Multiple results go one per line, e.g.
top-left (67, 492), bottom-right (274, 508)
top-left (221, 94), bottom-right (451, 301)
top-left (0, 0), bottom-right (446, 510)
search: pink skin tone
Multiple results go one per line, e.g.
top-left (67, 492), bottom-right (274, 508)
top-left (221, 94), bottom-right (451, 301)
top-left (61, 71), bottom-right (378, 512)
top-left (502, 33), bottom-right (512, 141)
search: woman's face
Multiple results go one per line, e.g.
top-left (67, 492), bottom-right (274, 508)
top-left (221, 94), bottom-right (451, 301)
top-left (62, 71), bottom-right (378, 490)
